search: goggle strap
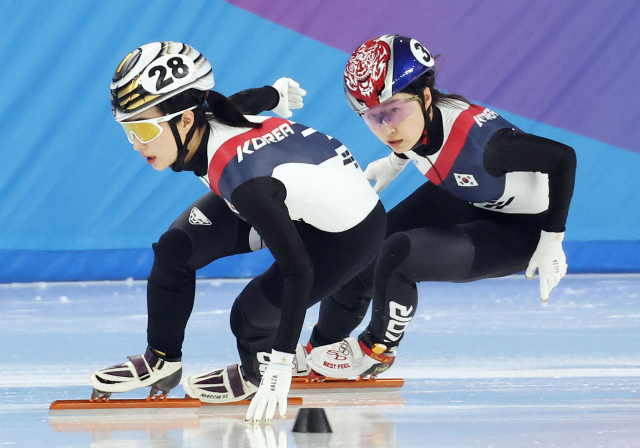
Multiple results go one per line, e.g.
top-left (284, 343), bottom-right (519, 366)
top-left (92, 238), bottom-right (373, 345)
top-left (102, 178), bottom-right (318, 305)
top-left (168, 115), bottom-right (200, 173)
top-left (168, 120), bottom-right (186, 172)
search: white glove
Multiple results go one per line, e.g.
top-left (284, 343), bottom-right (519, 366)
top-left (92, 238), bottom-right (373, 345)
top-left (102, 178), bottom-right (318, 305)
top-left (246, 350), bottom-right (294, 423)
top-left (271, 78), bottom-right (306, 118)
top-left (525, 231), bottom-right (568, 302)
top-left (363, 153), bottom-right (410, 193)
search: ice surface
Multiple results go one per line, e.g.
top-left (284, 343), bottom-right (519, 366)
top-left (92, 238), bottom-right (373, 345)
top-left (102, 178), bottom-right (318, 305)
top-left (1, 274), bottom-right (639, 447)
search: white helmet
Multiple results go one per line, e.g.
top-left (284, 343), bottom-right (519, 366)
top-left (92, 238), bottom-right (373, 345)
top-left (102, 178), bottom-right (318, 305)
top-left (110, 41), bottom-right (214, 121)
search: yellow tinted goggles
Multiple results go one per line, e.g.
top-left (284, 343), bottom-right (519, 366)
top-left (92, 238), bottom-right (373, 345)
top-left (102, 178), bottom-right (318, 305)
top-left (120, 106), bottom-right (197, 144)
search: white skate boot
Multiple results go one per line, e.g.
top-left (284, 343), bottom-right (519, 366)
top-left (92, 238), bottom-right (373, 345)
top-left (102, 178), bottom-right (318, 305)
top-left (307, 337), bottom-right (395, 378)
top-left (183, 364), bottom-right (259, 403)
top-left (270, 343), bottom-right (312, 376)
top-left (90, 347), bottom-right (182, 401)
top-left (183, 344), bottom-right (313, 403)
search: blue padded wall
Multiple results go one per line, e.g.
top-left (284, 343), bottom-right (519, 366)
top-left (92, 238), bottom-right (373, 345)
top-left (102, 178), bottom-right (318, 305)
top-left (1, 0), bottom-right (639, 282)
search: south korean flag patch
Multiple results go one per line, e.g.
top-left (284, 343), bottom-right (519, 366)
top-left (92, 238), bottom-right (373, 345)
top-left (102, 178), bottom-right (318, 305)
top-left (454, 173), bottom-right (478, 187)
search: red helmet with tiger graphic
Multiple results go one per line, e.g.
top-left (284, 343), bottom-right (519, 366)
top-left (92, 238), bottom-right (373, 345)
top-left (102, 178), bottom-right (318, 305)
top-left (344, 35), bottom-right (435, 114)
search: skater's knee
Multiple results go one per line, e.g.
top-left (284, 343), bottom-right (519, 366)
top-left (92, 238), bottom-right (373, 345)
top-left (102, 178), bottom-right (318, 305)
top-left (330, 272), bottom-right (373, 310)
top-left (230, 281), bottom-right (281, 338)
top-left (149, 229), bottom-right (193, 282)
top-left (154, 229), bottom-right (193, 265)
top-left (376, 232), bottom-right (412, 281)
top-left (379, 227), bottom-right (475, 282)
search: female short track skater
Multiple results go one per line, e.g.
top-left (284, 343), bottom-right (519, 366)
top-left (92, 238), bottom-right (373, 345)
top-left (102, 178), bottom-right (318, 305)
top-left (307, 34), bottom-right (576, 378)
top-left (90, 41), bottom-right (386, 422)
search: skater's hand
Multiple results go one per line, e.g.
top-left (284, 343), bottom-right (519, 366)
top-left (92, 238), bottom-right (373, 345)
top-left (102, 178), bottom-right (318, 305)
top-left (246, 350), bottom-right (294, 423)
top-left (525, 231), bottom-right (567, 302)
top-left (364, 153), bottom-right (409, 193)
top-left (272, 77), bottom-right (306, 118)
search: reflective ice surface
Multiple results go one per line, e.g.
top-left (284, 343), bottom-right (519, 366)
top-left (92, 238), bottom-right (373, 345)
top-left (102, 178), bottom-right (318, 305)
top-left (1, 274), bottom-right (640, 447)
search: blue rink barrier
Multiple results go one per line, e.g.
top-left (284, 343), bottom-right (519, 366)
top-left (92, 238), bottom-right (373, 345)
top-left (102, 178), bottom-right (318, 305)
top-left (1, 241), bottom-right (639, 283)
top-left (0, 249), bottom-right (275, 283)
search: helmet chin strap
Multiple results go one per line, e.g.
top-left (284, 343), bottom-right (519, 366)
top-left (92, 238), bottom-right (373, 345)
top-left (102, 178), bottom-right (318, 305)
top-left (409, 102), bottom-right (432, 151)
top-left (169, 119), bottom-right (198, 173)
top-left (406, 80), bottom-right (432, 151)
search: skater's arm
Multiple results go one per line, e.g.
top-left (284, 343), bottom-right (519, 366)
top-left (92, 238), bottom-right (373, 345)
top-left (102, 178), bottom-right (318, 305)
top-left (231, 177), bottom-right (312, 355)
top-left (229, 78), bottom-right (306, 117)
top-left (484, 128), bottom-right (577, 232)
top-left (228, 87), bottom-right (279, 115)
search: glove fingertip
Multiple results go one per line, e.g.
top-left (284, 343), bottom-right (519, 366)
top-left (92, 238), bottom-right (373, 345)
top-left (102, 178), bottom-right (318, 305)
top-left (245, 400), bottom-right (256, 421)
top-left (539, 279), bottom-right (549, 301)
top-left (525, 263), bottom-right (537, 279)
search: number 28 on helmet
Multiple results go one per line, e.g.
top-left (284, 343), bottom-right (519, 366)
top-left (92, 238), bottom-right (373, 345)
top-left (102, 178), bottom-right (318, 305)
top-left (110, 41), bottom-right (214, 123)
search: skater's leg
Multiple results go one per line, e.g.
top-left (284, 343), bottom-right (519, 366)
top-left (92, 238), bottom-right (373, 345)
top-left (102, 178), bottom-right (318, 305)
top-left (364, 218), bottom-right (540, 347)
top-left (147, 192), bottom-right (253, 359)
top-left (183, 264), bottom-right (307, 405)
top-left (311, 183), bottom-right (487, 346)
top-left (233, 202), bottom-right (386, 380)
top-left (361, 227), bottom-right (474, 348)
top-left (309, 263), bottom-right (375, 347)
top-left (230, 269), bottom-right (283, 381)
top-left (93, 193), bottom-right (254, 398)
top-left (146, 228), bottom-right (196, 359)
top-left (295, 202), bottom-right (386, 347)
top-left (309, 217), bottom-right (540, 378)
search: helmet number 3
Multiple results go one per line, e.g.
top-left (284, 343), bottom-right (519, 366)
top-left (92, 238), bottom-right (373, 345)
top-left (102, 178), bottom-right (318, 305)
top-left (141, 54), bottom-right (195, 94)
top-left (409, 39), bottom-right (434, 68)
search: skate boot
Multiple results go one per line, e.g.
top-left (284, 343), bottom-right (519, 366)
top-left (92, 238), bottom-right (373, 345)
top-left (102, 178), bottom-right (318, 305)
top-left (256, 343), bottom-right (317, 378)
top-left (293, 343), bottom-right (313, 376)
top-left (264, 343), bottom-right (324, 379)
top-left (184, 344), bottom-right (317, 403)
top-left (183, 364), bottom-right (259, 403)
top-left (90, 347), bottom-right (182, 401)
top-left (301, 341), bottom-right (326, 381)
top-left (307, 337), bottom-right (395, 378)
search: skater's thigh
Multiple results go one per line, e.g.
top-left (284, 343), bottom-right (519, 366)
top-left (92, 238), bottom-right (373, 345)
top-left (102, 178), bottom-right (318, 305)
top-left (386, 182), bottom-right (488, 236)
top-left (462, 218), bottom-right (540, 280)
top-left (256, 233), bottom-right (374, 309)
top-left (169, 192), bottom-right (254, 270)
top-left (389, 218), bottom-right (539, 283)
top-left (294, 204), bottom-right (385, 304)
top-left (237, 203), bottom-right (386, 311)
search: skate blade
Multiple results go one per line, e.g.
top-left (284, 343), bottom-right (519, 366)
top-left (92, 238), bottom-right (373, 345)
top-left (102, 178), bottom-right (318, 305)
top-left (50, 396), bottom-right (303, 411)
top-left (290, 376), bottom-right (403, 391)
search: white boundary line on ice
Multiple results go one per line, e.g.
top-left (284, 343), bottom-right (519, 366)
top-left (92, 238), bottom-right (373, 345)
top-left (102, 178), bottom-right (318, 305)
top-left (0, 278), bottom-right (253, 289)
top-left (391, 367), bottom-right (640, 379)
top-left (2, 366), bottom-right (640, 388)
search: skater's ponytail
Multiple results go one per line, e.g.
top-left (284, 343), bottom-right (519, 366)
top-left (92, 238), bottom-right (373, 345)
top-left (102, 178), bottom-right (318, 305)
top-left (157, 88), bottom-right (262, 132)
